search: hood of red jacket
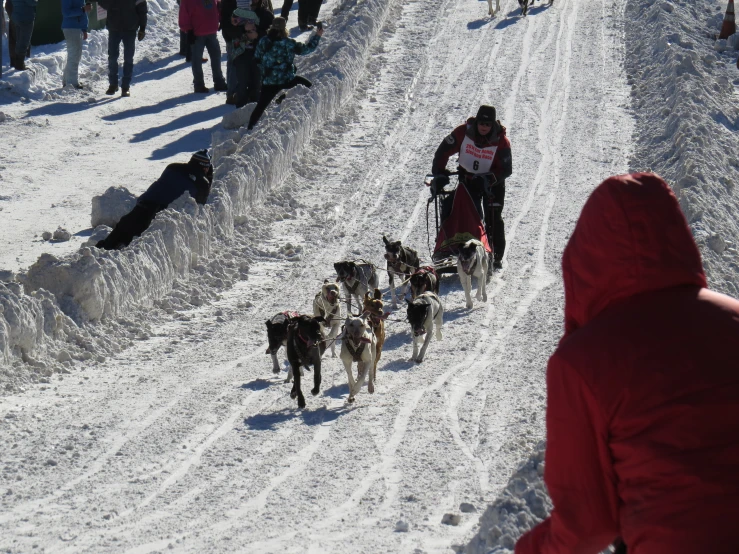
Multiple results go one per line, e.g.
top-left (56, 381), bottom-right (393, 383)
top-left (562, 173), bottom-right (706, 336)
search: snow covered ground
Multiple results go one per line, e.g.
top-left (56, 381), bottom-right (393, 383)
top-left (0, 0), bottom-right (736, 552)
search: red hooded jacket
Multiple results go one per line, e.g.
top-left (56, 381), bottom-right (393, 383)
top-left (179, 0), bottom-right (221, 37)
top-left (515, 173), bottom-right (739, 554)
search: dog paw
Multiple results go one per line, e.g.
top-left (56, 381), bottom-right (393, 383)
top-left (272, 367), bottom-right (281, 374)
top-left (368, 383), bottom-right (374, 394)
top-left (483, 294), bottom-right (488, 302)
top-left (347, 396), bottom-right (355, 403)
top-left (415, 357), bottom-right (423, 364)
top-left (290, 390), bottom-right (298, 399)
top-left (298, 398), bottom-right (306, 409)
top-left (311, 387), bottom-right (320, 396)
top-left (466, 302), bottom-right (473, 309)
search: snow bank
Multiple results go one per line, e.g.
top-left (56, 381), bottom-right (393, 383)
top-left (91, 186), bottom-right (138, 228)
top-left (625, 0), bottom-right (739, 296)
top-left (1, 0), bottom-right (393, 383)
top-left (463, 443), bottom-right (550, 554)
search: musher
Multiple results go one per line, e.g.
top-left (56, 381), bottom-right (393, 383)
top-left (431, 105), bottom-right (512, 271)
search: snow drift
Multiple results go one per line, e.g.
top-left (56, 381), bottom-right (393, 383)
top-left (0, 0), bottom-right (394, 386)
top-left (462, 443), bottom-right (549, 554)
top-left (626, 0), bottom-right (739, 296)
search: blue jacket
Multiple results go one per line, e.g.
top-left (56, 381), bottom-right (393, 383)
top-left (255, 31), bottom-right (320, 86)
top-left (137, 162), bottom-right (211, 208)
top-left (10, 0), bottom-right (38, 24)
top-left (61, 0), bottom-right (89, 30)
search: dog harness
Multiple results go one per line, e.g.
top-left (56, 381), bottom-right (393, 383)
top-left (344, 338), bottom-right (366, 363)
top-left (315, 294), bottom-right (340, 325)
top-left (462, 257), bottom-right (478, 276)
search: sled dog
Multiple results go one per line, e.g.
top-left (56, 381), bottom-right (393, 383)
top-left (409, 266), bottom-right (440, 299)
top-left (265, 311), bottom-right (299, 376)
top-left (334, 260), bottom-right (379, 314)
top-left (340, 314), bottom-right (377, 403)
top-left (383, 236), bottom-right (420, 309)
top-left (406, 292), bottom-right (444, 363)
top-left (313, 280), bottom-right (342, 358)
top-left (457, 239), bottom-right (488, 309)
top-left (362, 289), bottom-right (386, 381)
top-left (285, 315), bottom-right (326, 409)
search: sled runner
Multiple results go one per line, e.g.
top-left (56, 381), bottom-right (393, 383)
top-left (425, 173), bottom-right (492, 274)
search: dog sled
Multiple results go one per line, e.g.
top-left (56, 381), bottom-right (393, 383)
top-left (425, 173), bottom-right (492, 274)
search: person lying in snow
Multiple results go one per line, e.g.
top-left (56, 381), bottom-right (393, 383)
top-left (515, 173), bottom-right (739, 554)
top-left (96, 150), bottom-right (213, 250)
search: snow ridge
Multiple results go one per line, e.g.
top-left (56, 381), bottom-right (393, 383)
top-left (625, 0), bottom-right (739, 295)
top-left (0, 0), bottom-right (394, 385)
top-left (462, 442), bottom-right (549, 554)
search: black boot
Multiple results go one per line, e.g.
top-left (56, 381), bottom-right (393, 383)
top-left (106, 84), bottom-right (119, 95)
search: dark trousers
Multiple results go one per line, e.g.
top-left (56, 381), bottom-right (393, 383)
top-left (234, 51), bottom-right (261, 108)
top-left (179, 30), bottom-right (190, 57)
top-left (96, 203), bottom-right (160, 250)
top-left (108, 30), bottom-right (136, 88)
top-left (281, 0), bottom-right (322, 25)
top-left (190, 33), bottom-right (225, 88)
top-left (248, 75), bottom-right (312, 128)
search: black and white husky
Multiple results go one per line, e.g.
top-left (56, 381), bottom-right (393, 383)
top-left (405, 292), bottom-right (443, 364)
top-left (313, 280), bottom-right (342, 358)
top-left (383, 236), bottom-right (420, 309)
top-left (334, 261), bottom-right (379, 314)
top-left (457, 239), bottom-right (488, 309)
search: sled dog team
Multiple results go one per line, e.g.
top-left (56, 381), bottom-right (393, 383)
top-left (266, 235), bottom-right (490, 409)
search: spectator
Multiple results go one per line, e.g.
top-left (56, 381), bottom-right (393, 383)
top-left (1, 2), bottom-right (5, 78)
top-left (179, 0), bottom-right (226, 94)
top-left (247, 16), bottom-right (322, 129)
top-left (220, 0), bottom-right (240, 104)
top-left (96, 150), bottom-right (213, 250)
top-left (279, 0), bottom-right (319, 31)
top-left (97, 0), bottom-right (147, 97)
top-left (230, 2), bottom-right (272, 108)
top-left (515, 173), bottom-right (739, 554)
top-left (61, 0), bottom-right (92, 88)
top-left (9, 0), bottom-right (37, 71)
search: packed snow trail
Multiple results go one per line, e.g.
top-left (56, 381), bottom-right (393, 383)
top-left (0, 0), bottom-right (632, 551)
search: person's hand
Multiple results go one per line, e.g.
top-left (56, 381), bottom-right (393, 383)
top-left (83, 2), bottom-right (92, 12)
top-left (137, 28), bottom-right (145, 41)
top-left (83, 30), bottom-right (88, 40)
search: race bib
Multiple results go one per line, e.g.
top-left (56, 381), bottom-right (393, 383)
top-left (458, 135), bottom-right (496, 174)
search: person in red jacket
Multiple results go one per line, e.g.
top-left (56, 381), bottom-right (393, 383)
top-left (515, 173), bottom-right (739, 554)
top-left (179, 0), bottom-right (227, 93)
top-left (432, 105), bottom-right (512, 271)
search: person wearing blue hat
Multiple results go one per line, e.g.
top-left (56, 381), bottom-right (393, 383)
top-left (96, 150), bottom-right (213, 250)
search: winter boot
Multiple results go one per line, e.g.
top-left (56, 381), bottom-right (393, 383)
top-left (106, 84), bottom-right (119, 95)
top-left (194, 84), bottom-right (210, 93)
top-left (12, 55), bottom-right (27, 71)
top-left (121, 87), bottom-right (130, 97)
top-left (214, 81), bottom-right (228, 92)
